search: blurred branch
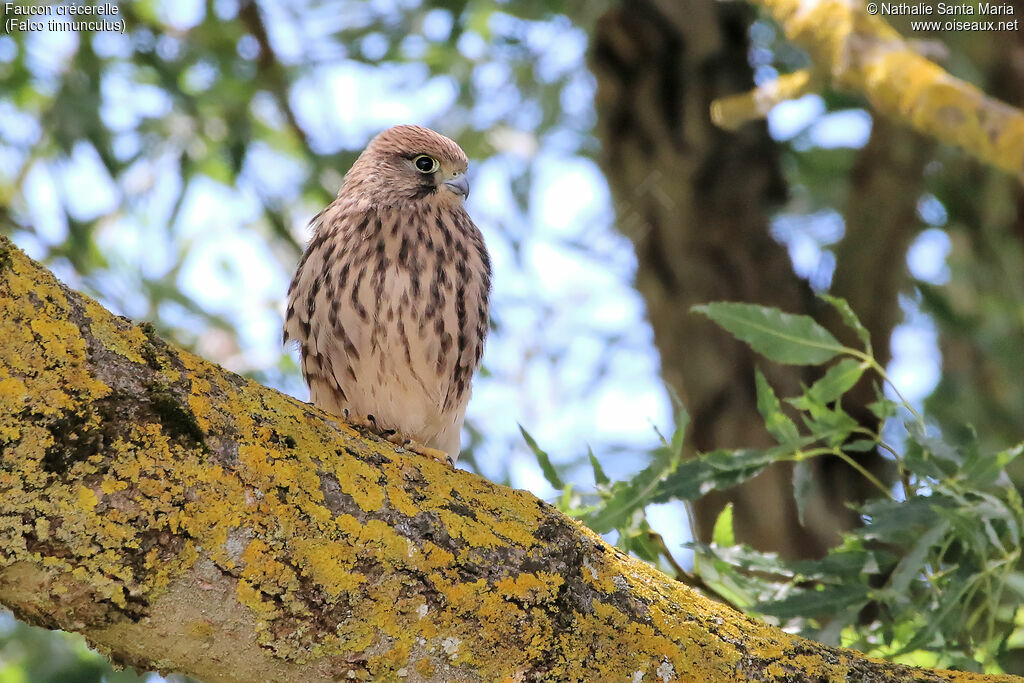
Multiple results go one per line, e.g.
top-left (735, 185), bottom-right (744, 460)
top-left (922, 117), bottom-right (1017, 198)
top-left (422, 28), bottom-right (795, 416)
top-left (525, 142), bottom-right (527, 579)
top-left (0, 236), bottom-right (1004, 681)
top-left (712, 69), bottom-right (817, 130)
top-left (238, 0), bottom-right (312, 152)
top-left (717, 0), bottom-right (1024, 180)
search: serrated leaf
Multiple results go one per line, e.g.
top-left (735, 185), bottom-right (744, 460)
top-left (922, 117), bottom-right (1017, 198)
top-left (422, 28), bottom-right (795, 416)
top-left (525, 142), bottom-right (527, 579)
top-left (705, 448), bottom-right (788, 488)
top-left (654, 445), bottom-right (799, 504)
top-left (887, 520), bottom-right (949, 596)
top-left (892, 576), bottom-right (973, 656)
top-left (692, 550), bottom-right (763, 608)
top-left (819, 294), bottom-right (872, 352)
top-left (806, 358), bottom-right (866, 405)
top-left (585, 445), bottom-right (680, 533)
top-left (789, 547), bottom-right (894, 581)
top-left (712, 503), bottom-right (735, 547)
top-left (519, 424), bottom-right (564, 490)
top-left (693, 302), bottom-right (845, 365)
top-left (755, 368), bottom-right (800, 444)
top-left (588, 445), bottom-right (610, 487)
top-left (651, 459), bottom-right (712, 502)
top-left (793, 459), bottom-right (815, 528)
top-left (619, 521), bottom-right (662, 563)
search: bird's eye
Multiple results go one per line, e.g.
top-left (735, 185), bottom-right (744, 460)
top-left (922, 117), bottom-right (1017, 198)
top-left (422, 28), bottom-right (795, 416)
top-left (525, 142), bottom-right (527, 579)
top-left (413, 155), bottom-right (439, 174)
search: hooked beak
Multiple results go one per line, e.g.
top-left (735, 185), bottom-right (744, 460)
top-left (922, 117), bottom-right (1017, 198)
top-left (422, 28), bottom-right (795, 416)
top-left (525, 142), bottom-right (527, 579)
top-left (443, 173), bottom-right (470, 199)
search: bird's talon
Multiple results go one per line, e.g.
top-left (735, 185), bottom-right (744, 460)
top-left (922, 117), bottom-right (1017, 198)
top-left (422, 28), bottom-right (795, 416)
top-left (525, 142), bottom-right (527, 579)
top-left (383, 433), bottom-right (453, 466)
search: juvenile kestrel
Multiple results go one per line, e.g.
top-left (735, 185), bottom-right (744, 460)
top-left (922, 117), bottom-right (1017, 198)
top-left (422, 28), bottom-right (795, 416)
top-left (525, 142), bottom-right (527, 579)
top-left (283, 125), bottom-right (491, 464)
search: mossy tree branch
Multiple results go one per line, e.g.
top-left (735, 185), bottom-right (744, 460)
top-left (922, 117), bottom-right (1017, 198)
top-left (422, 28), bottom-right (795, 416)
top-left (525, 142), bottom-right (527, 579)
top-left (0, 236), bottom-right (1014, 681)
top-left (714, 0), bottom-right (1024, 179)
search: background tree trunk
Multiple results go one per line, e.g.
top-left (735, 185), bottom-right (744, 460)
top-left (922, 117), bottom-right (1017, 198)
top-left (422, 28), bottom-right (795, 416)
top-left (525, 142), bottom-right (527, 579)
top-left (589, 0), bottom-right (911, 558)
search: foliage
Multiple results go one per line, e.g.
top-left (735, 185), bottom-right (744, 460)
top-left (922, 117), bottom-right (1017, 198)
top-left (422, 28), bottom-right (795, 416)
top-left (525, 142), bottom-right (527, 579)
top-left (526, 298), bottom-right (1024, 674)
top-left (0, 0), bottom-right (604, 401)
top-left (0, 615), bottom-right (161, 683)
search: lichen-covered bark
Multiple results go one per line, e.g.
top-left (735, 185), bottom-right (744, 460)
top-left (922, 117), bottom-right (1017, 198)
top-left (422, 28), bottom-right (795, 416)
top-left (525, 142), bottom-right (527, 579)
top-left (0, 235), bottom-right (1014, 682)
top-left (748, 0), bottom-right (1024, 178)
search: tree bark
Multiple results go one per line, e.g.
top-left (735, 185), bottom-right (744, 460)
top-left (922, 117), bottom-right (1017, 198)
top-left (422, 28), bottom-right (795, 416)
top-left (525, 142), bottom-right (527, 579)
top-left (589, 0), bottom-right (887, 559)
top-left (0, 241), bottom-right (1013, 681)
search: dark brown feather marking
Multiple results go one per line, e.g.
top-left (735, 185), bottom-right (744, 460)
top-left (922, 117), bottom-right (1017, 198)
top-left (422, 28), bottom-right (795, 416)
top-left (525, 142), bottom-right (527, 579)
top-left (351, 265), bottom-right (368, 322)
top-left (398, 235), bottom-right (410, 266)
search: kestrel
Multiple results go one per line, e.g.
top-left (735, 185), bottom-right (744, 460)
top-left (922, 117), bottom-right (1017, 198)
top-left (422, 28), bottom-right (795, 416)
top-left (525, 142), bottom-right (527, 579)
top-left (283, 125), bottom-right (491, 465)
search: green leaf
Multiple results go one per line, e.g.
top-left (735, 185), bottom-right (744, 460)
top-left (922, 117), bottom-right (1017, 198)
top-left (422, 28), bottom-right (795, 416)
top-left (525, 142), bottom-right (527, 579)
top-left (691, 542), bottom-right (792, 578)
top-left (588, 446), bottom-right (610, 487)
top-left (712, 503), bottom-right (735, 547)
top-left (705, 448), bottom-right (789, 489)
top-left (755, 368), bottom-right (800, 444)
top-left (654, 445), bottom-right (804, 504)
top-left (819, 294), bottom-right (872, 353)
top-left (789, 544), bottom-right (894, 581)
top-left (693, 302), bottom-right (845, 365)
top-left (816, 605), bottom-right (864, 647)
top-left (797, 404), bottom-right (859, 447)
top-left (1003, 572), bottom-right (1024, 600)
top-left (868, 395), bottom-right (899, 421)
top-left (806, 359), bottom-right (866, 405)
top-left (619, 520), bottom-right (662, 563)
top-left (903, 438), bottom-right (946, 480)
top-left (652, 459), bottom-right (712, 502)
top-left (855, 496), bottom-right (945, 543)
top-left (519, 424), bottom-right (564, 490)
top-left (756, 583), bottom-right (872, 620)
top-left (692, 550), bottom-right (764, 608)
top-left (887, 521), bottom-right (949, 596)
top-left (962, 442), bottom-right (1023, 489)
top-left (793, 459), bottom-right (815, 528)
top-left (904, 422), bottom-right (963, 478)
top-left (669, 393), bottom-right (691, 457)
top-left (585, 445), bottom-right (681, 534)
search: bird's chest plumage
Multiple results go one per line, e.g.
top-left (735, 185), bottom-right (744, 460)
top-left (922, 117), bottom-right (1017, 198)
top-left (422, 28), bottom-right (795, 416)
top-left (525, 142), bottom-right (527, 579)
top-left (285, 201), bottom-right (490, 451)
top-left (358, 213), bottom-right (488, 408)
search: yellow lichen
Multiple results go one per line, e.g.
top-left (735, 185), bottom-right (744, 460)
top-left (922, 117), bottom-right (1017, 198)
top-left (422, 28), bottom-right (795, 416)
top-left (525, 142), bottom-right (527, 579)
top-left (82, 299), bottom-right (148, 365)
top-left (0, 236), bottom-right (1009, 683)
top-left (291, 538), bottom-right (364, 598)
top-left (77, 485), bottom-right (99, 510)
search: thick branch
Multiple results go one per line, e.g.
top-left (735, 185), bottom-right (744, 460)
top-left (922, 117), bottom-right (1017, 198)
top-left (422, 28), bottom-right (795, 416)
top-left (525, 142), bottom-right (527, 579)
top-left (0, 236), bottom-right (1012, 681)
top-left (744, 0), bottom-right (1024, 178)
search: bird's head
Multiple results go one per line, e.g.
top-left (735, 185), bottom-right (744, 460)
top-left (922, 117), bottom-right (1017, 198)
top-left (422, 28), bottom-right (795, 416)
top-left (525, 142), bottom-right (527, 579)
top-left (342, 125), bottom-right (471, 208)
